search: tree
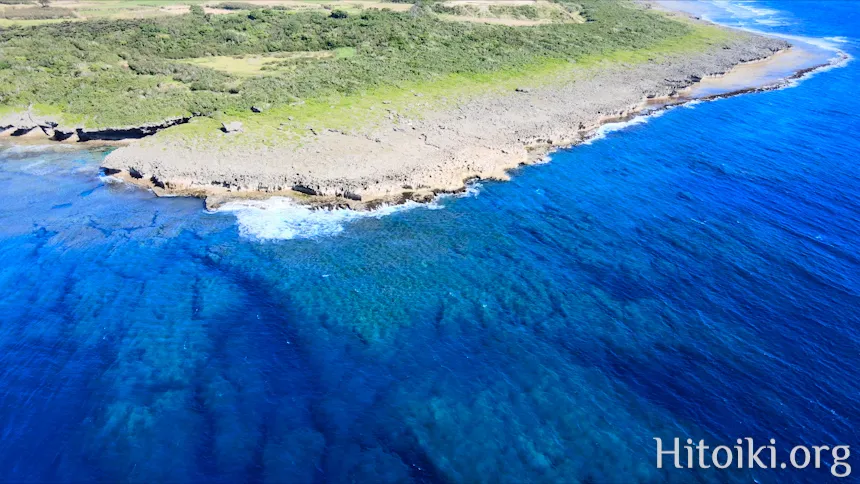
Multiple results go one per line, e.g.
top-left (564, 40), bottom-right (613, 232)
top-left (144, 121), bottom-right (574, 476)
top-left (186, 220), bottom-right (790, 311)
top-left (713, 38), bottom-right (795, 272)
top-left (38, 0), bottom-right (51, 7)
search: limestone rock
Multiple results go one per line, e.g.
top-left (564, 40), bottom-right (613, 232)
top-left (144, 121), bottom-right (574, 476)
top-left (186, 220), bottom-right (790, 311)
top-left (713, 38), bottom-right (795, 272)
top-left (222, 121), bottom-right (243, 133)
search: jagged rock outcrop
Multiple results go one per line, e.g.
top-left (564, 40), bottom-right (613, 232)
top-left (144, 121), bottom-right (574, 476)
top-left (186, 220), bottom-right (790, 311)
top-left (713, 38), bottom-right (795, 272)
top-left (0, 113), bottom-right (194, 142)
top-left (75, 116), bottom-right (192, 141)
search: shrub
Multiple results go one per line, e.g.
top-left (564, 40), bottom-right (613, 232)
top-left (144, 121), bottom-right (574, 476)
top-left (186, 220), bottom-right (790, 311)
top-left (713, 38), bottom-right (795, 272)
top-left (210, 2), bottom-right (257, 10)
top-left (0, 1), bottom-right (695, 126)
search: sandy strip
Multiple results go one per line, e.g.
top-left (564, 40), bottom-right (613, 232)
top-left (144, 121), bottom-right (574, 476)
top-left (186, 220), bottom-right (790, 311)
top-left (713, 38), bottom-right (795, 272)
top-left (680, 46), bottom-right (831, 98)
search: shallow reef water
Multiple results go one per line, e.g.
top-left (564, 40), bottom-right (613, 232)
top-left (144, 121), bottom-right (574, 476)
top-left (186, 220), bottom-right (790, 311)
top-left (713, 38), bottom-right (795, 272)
top-left (1, 1), bottom-right (859, 483)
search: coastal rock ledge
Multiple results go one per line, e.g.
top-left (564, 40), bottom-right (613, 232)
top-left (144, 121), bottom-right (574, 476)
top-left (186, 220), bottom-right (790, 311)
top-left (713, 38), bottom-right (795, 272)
top-left (0, 114), bottom-right (195, 143)
top-left (101, 33), bottom-right (790, 209)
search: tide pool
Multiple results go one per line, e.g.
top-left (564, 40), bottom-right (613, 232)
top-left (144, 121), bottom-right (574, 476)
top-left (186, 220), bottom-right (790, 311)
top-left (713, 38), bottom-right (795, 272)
top-left (1, 1), bottom-right (859, 482)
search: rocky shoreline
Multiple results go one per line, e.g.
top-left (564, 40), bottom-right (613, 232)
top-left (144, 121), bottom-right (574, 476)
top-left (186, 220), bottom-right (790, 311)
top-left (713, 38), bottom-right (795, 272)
top-left (2, 27), bottom-right (818, 211)
top-left (95, 30), bottom-right (798, 210)
top-left (0, 113), bottom-right (196, 143)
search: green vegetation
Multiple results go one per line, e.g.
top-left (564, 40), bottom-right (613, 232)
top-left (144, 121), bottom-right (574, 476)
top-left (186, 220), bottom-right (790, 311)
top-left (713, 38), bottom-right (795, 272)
top-left (209, 2), bottom-right (260, 10)
top-left (430, 2), bottom-right (583, 24)
top-left (0, 1), bottom-right (730, 128)
top-left (177, 48), bottom-right (357, 77)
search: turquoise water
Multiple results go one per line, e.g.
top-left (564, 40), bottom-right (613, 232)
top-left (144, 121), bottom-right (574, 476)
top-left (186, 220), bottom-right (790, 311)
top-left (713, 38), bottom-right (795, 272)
top-left (1, 2), bottom-right (858, 482)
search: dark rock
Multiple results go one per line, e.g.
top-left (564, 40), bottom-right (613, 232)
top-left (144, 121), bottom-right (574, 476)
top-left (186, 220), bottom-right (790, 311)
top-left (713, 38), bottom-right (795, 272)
top-left (75, 116), bottom-right (193, 141)
top-left (53, 128), bottom-right (77, 141)
top-left (100, 167), bottom-right (121, 176)
top-left (11, 127), bottom-right (35, 136)
top-left (292, 185), bottom-right (318, 196)
top-left (39, 123), bottom-right (57, 138)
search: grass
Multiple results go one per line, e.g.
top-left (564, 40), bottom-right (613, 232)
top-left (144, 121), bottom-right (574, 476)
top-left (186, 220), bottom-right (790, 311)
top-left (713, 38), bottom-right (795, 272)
top-left (158, 21), bottom-right (735, 150)
top-left (0, 1), bottom-right (201, 24)
top-left (0, 16), bottom-right (78, 25)
top-left (0, 6), bottom-right (76, 19)
top-left (208, 1), bottom-right (258, 9)
top-left (431, 1), bottom-right (583, 25)
top-left (178, 47), bottom-right (357, 76)
top-left (0, 1), bottom-right (742, 130)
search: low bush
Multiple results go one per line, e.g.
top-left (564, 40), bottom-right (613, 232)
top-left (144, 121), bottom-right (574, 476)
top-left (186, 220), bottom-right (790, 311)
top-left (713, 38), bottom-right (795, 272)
top-left (0, 1), bottom-right (695, 126)
top-left (209, 2), bottom-right (258, 10)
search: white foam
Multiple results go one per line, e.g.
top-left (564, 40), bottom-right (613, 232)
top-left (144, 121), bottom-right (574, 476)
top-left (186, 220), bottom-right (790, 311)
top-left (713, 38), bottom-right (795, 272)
top-left (20, 159), bottom-right (47, 171)
top-left (754, 18), bottom-right (789, 27)
top-left (711, 0), bottom-right (779, 19)
top-left (99, 175), bottom-right (124, 185)
top-left (778, 51), bottom-right (853, 89)
top-left (1, 144), bottom-right (76, 155)
top-left (217, 196), bottom-right (443, 241)
top-left (682, 99), bottom-right (704, 109)
top-left (730, 1), bottom-right (780, 18)
top-left (772, 31), bottom-right (846, 52)
top-left (695, 1), bottom-right (850, 54)
top-left (582, 109), bottom-right (667, 145)
top-left (213, 179), bottom-right (496, 240)
top-left (462, 182), bottom-right (483, 198)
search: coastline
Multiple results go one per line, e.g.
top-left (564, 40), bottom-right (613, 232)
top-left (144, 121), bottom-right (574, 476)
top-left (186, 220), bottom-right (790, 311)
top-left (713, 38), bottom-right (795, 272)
top-left (1, 15), bottom-right (842, 211)
top-left (103, 30), bottom-right (797, 210)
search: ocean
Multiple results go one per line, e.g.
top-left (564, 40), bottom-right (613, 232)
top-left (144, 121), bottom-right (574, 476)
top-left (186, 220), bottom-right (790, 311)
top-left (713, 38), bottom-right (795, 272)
top-left (0, 1), bottom-right (857, 482)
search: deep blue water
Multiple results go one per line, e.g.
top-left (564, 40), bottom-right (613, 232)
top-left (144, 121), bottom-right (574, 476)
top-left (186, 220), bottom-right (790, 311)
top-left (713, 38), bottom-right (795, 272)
top-left (1, 2), bottom-right (859, 483)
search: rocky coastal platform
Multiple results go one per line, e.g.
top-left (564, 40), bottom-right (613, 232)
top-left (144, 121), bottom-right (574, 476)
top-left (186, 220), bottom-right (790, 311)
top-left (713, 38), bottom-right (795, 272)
top-left (100, 30), bottom-right (799, 209)
top-left (3, 27), bottom-right (821, 211)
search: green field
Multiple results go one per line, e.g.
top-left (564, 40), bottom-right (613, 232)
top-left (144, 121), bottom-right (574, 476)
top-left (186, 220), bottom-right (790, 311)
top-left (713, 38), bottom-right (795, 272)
top-left (0, 0), bottom-right (734, 134)
top-left (178, 47), bottom-right (357, 77)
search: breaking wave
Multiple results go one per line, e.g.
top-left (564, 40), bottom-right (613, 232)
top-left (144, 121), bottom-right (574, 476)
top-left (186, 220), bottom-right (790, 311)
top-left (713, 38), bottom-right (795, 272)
top-left (582, 109), bottom-right (668, 146)
top-left (217, 184), bottom-right (483, 241)
top-left (216, 197), bottom-right (431, 240)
